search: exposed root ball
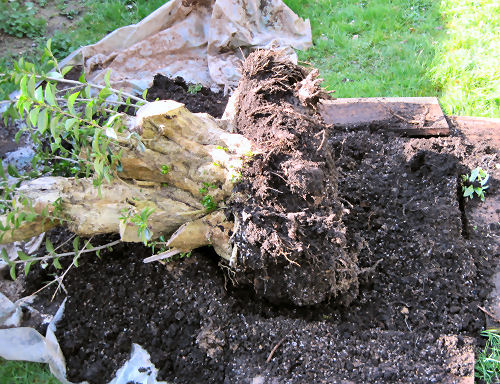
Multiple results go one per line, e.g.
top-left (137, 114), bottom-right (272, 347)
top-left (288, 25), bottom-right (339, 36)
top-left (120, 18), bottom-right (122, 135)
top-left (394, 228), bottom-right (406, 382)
top-left (227, 51), bottom-right (359, 306)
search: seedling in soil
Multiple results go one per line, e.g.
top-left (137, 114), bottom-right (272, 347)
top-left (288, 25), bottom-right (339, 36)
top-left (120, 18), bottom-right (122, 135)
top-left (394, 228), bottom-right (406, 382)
top-left (475, 329), bottom-right (500, 383)
top-left (187, 83), bottom-right (202, 95)
top-left (461, 167), bottom-right (489, 201)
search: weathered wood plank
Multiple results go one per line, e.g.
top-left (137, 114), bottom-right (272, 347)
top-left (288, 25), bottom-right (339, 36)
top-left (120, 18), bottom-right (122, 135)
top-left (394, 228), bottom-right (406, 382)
top-left (319, 97), bottom-right (450, 136)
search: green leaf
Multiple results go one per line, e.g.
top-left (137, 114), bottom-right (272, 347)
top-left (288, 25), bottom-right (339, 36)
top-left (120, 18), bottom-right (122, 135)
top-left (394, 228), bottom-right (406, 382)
top-left (98, 87), bottom-right (112, 100)
top-left (34, 86), bottom-right (44, 103)
top-left (73, 236), bottom-right (80, 254)
top-left (85, 101), bottom-right (94, 120)
top-left (469, 168), bottom-right (480, 182)
top-left (1, 248), bottom-right (9, 264)
top-left (46, 71), bottom-right (63, 79)
top-left (73, 256), bottom-right (79, 267)
top-left (29, 107), bottom-right (40, 127)
top-left (45, 83), bottom-right (56, 106)
top-left (7, 164), bottom-right (20, 178)
top-left (24, 261), bottom-right (34, 276)
top-left (37, 108), bottom-right (48, 134)
top-left (50, 115), bottom-right (61, 137)
top-left (28, 76), bottom-right (36, 98)
top-left (45, 237), bottom-right (55, 255)
top-left (61, 66), bottom-right (73, 77)
top-left (480, 173), bottom-right (490, 186)
top-left (104, 70), bottom-right (111, 88)
top-left (0, 165), bottom-right (5, 180)
top-left (463, 185), bottom-right (474, 198)
top-left (20, 75), bottom-right (28, 97)
top-left (17, 251), bottom-right (30, 261)
top-left (67, 92), bottom-right (80, 115)
top-left (10, 264), bottom-right (16, 280)
top-left (64, 118), bottom-right (77, 132)
top-left (53, 257), bottom-right (62, 270)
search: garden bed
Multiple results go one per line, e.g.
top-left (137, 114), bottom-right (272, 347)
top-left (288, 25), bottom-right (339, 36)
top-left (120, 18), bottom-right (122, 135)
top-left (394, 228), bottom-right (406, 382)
top-left (11, 58), bottom-right (500, 383)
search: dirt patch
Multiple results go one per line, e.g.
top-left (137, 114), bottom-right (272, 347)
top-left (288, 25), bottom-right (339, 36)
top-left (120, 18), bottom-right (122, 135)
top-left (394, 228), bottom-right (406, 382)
top-left (146, 74), bottom-right (229, 118)
top-left (16, 53), bottom-right (499, 383)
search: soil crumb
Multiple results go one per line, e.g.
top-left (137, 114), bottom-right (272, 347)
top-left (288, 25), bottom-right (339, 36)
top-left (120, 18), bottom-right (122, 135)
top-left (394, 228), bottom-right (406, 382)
top-left (146, 74), bottom-right (228, 118)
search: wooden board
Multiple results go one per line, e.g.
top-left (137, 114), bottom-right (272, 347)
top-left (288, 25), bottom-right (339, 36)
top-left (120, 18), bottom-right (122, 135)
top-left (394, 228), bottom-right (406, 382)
top-left (448, 115), bottom-right (500, 148)
top-left (319, 97), bottom-right (450, 136)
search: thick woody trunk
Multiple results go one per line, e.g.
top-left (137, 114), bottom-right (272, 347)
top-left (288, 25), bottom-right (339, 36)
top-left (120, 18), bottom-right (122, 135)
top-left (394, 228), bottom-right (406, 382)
top-left (1, 100), bottom-right (251, 261)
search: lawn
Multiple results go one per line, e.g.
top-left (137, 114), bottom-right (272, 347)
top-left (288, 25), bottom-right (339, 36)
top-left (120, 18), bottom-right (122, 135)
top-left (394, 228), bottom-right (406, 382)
top-left (0, 0), bottom-right (499, 382)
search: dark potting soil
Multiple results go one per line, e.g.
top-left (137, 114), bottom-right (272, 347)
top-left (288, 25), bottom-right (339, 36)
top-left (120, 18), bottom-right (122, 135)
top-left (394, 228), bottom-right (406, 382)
top-left (22, 56), bottom-right (499, 383)
top-left (146, 74), bottom-right (229, 118)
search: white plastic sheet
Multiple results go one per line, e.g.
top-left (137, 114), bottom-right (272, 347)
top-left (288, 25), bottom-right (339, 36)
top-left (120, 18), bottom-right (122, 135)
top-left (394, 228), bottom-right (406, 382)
top-left (64, 0), bottom-right (311, 93)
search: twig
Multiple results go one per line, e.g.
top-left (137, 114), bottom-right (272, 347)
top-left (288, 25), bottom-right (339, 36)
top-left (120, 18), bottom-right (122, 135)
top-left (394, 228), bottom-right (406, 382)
top-left (37, 75), bottom-right (145, 104)
top-left (51, 236), bottom-right (94, 301)
top-left (13, 239), bottom-right (121, 264)
top-left (143, 248), bottom-right (181, 263)
top-left (478, 305), bottom-right (500, 323)
top-left (266, 338), bottom-right (285, 363)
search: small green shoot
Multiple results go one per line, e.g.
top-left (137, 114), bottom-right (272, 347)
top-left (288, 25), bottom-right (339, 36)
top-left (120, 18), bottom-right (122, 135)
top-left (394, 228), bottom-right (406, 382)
top-left (160, 164), bottom-right (170, 175)
top-left (212, 161), bottom-right (223, 168)
top-left (199, 182), bottom-right (218, 212)
top-left (475, 329), bottom-right (500, 384)
top-left (119, 207), bottom-right (155, 245)
top-left (461, 167), bottom-right (490, 201)
top-left (187, 83), bottom-right (202, 95)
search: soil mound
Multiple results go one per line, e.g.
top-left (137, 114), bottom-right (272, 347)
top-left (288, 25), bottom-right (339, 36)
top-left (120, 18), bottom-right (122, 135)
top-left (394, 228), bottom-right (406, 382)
top-left (227, 51), bottom-right (359, 306)
top-left (146, 74), bottom-right (228, 118)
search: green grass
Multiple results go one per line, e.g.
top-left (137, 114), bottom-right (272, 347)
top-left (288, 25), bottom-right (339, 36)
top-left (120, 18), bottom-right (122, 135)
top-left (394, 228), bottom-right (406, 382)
top-left (0, 358), bottom-right (59, 384)
top-left (476, 329), bottom-right (500, 384)
top-left (284, 0), bottom-right (499, 117)
top-left (284, 0), bottom-right (443, 97)
top-left (429, 0), bottom-right (500, 117)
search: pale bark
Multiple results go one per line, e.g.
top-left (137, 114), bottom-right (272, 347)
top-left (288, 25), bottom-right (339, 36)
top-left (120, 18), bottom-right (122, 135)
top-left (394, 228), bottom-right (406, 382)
top-left (0, 101), bottom-right (254, 261)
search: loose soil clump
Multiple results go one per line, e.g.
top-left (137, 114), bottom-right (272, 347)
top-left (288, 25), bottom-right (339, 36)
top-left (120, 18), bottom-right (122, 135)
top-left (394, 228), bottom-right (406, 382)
top-left (146, 74), bottom-right (229, 118)
top-left (18, 53), bottom-right (499, 383)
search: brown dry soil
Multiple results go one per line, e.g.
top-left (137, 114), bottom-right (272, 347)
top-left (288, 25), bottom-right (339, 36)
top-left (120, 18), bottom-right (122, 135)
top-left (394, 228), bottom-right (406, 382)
top-left (19, 56), bottom-right (499, 383)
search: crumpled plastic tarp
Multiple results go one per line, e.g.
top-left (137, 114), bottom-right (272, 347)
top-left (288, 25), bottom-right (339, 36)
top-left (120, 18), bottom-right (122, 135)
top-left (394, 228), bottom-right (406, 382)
top-left (63, 0), bottom-right (311, 93)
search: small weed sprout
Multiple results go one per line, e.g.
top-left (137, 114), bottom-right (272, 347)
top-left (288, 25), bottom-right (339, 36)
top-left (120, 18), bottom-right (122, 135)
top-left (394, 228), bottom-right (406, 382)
top-left (199, 182), bottom-right (218, 212)
top-left (461, 167), bottom-right (489, 201)
top-left (160, 164), bottom-right (171, 175)
top-left (119, 207), bottom-right (155, 245)
top-left (187, 83), bottom-right (202, 94)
